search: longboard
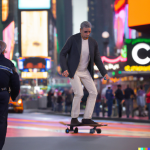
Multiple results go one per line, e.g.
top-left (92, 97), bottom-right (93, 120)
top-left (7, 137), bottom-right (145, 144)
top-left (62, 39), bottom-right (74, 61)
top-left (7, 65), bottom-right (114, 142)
top-left (60, 121), bottom-right (107, 134)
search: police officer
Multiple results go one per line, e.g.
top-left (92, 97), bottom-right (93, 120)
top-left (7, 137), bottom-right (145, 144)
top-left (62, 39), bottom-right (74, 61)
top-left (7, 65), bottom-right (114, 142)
top-left (0, 41), bottom-right (20, 150)
top-left (105, 86), bottom-right (114, 117)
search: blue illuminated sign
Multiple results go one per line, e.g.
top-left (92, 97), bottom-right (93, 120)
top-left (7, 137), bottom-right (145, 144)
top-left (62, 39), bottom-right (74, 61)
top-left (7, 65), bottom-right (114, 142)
top-left (18, 0), bottom-right (51, 9)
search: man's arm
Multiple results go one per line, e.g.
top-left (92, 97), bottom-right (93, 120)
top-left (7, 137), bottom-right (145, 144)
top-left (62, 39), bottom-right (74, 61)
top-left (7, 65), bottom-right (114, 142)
top-left (94, 42), bottom-right (108, 77)
top-left (60, 37), bottom-right (72, 74)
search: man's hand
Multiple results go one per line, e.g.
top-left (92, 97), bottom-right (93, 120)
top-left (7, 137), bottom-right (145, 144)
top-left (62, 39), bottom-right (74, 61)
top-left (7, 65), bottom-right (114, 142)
top-left (104, 74), bottom-right (110, 80)
top-left (62, 70), bottom-right (69, 77)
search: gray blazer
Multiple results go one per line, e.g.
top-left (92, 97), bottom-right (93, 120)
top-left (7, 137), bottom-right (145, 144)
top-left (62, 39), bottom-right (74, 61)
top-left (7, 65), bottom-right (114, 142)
top-left (60, 33), bottom-right (107, 80)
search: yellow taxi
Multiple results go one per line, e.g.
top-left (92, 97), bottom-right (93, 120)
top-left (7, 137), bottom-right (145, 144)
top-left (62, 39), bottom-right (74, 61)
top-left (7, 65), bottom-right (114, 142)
top-left (8, 97), bottom-right (24, 113)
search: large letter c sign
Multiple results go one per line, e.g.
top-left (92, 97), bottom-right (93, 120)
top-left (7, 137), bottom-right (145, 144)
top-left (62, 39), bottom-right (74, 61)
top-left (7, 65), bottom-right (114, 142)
top-left (132, 43), bottom-right (150, 65)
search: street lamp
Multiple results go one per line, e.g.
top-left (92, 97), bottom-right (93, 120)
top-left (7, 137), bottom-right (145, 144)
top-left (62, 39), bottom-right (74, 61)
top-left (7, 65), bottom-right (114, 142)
top-left (102, 31), bottom-right (110, 56)
top-left (102, 31), bottom-right (109, 39)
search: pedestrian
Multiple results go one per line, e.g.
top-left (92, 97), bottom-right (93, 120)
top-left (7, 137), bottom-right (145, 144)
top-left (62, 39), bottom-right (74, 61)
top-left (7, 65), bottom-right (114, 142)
top-left (146, 87), bottom-right (150, 120)
top-left (47, 89), bottom-right (53, 108)
top-left (57, 91), bottom-right (63, 112)
top-left (124, 85), bottom-right (135, 118)
top-left (65, 89), bottom-right (73, 113)
top-left (95, 92), bottom-right (101, 117)
top-left (137, 86), bottom-right (146, 117)
top-left (105, 86), bottom-right (114, 117)
top-left (0, 41), bottom-right (20, 150)
top-left (115, 85), bottom-right (124, 118)
top-left (51, 91), bottom-right (57, 111)
top-left (60, 21), bottom-right (110, 125)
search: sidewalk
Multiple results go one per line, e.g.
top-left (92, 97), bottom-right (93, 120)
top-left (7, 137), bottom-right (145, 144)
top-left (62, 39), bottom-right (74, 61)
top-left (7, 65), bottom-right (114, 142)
top-left (24, 109), bottom-right (150, 124)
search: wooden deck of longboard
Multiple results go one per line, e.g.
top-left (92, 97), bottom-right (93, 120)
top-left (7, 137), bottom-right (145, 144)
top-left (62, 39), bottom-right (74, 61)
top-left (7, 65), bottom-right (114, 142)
top-left (59, 121), bottom-right (107, 127)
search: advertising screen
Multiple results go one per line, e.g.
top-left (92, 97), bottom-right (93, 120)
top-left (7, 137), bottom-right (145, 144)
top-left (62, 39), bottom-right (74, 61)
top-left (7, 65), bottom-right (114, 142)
top-left (3, 21), bottom-right (15, 60)
top-left (21, 11), bottom-right (48, 57)
top-left (18, 57), bottom-right (51, 70)
top-left (2, 0), bottom-right (9, 21)
top-left (114, 3), bottom-right (136, 49)
top-left (128, 0), bottom-right (150, 27)
top-left (18, 0), bottom-right (51, 9)
top-left (21, 72), bottom-right (48, 79)
top-left (114, 0), bottom-right (126, 12)
top-left (124, 39), bottom-right (150, 72)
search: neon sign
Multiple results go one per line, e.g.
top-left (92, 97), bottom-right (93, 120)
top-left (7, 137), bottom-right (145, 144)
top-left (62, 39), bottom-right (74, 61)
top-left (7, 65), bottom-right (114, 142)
top-left (125, 39), bottom-right (150, 45)
top-left (105, 64), bottom-right (120, 70)
top-left (101, 56), bottom-right (127, 64)
top-left (124, 65), bottom-right (150, 71)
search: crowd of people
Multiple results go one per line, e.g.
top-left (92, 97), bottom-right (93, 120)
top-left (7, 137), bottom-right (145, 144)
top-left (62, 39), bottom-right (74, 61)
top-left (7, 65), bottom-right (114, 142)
top-left (46, 85), bottom-right (150, 120)
top-left (105, 85), bottom-right (150, 119)
top-left (47, 88), bottom-right (73, 113)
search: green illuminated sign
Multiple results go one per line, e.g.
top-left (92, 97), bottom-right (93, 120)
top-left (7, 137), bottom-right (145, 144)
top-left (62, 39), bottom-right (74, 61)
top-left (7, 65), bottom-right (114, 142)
top-left (121, 45), bottom-right (127, 58)
top-left (118, 71), bottom-right (122, 74)
top-left (112, 71), bottom-right (115, 76)
top-left (125, 38), bottom-right (150, 45)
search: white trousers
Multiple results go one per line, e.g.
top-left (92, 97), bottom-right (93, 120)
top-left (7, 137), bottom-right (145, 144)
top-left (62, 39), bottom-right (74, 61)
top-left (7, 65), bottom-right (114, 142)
top-left (70, 69), bottom-right (98, 119)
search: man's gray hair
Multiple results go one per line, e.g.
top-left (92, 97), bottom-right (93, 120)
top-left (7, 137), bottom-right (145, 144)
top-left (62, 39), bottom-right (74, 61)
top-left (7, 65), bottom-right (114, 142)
top-left (0, 41), bottom-right (6, 54)
top-left (80, 21), bottom-right (92, 29)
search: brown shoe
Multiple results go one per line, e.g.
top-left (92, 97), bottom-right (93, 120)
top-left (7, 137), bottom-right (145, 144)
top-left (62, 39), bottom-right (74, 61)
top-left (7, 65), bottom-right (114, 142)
top-left (82, 119), bottom-right (98, 124)
top-left (71, 118), bottom-right (81, 125)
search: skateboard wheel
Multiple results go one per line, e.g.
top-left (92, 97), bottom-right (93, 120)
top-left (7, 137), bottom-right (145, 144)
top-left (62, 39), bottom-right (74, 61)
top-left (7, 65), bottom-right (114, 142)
top-left (74, 127), bottom-right (78, 133)
top-left (96, 129), bottom-right (101, 134)
top-left (90, 129), bottom-right (95, 134)
top-left (65, 128), bottom-right (69, 133)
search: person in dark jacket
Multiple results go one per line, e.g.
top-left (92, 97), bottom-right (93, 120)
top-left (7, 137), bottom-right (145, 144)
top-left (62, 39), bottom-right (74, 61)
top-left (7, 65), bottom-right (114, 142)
top-left (146, 87), bottom-right (150, 120)
top-left (47, 89), bottom-right (53, 108)
top-left (65, 89), bottom-right (73, 113)
top-left (124, 85), bottom-right (135, 118)
top-left (57, 91), bottom-right (63, 112)
top-left (60, 21), bottom-right (110, 125)
top-left (105, 86), bottom-right (114, 117)
top-left (95, 92), bottom-right (101, 117)
top-left (115, 85), bottom-right (124, 118)
top-left (0, 41), bottom-right (20, 150)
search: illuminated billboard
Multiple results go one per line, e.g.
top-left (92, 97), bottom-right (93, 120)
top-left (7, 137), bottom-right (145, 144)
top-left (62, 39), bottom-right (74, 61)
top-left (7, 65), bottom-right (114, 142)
top-left (2, 0), bottom-right (9, 22)
top-left (21, 11), bottom-right (48, 57)
top-left (114, 0), bottom-right (126, 12)
top-left (124, 39), bottom-right (150, 71)
top-left (21, 72), bottom-right (48, 79)
top-left (3, 21), bottom-right (15, 60)
top-left (18, 0), bottom-right (51, 9)
top-left (52, 0), bottom-right (56, 19)
top-left (18, 57), bottom-right (51, 70)
top-left (114, 1), bottom-right (136, 49)
top-left (128, 0), bottom-right (150, 27)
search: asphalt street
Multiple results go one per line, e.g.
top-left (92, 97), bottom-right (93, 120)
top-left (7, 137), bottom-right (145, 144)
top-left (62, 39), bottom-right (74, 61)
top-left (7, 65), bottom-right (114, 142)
top-left (3, 111), bottom-right (150, 150)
